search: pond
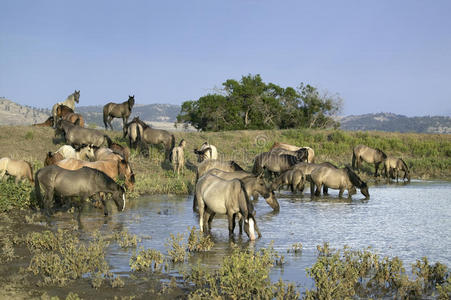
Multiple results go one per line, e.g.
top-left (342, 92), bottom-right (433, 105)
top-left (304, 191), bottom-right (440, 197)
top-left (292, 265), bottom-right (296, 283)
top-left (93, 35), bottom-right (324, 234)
top-left (55, 180), bottom-right (451, 289)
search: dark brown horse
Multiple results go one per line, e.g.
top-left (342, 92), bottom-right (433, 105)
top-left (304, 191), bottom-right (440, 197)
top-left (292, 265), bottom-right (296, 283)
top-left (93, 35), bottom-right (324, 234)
top-left (56, 105), bottom-right (74, 121)
top-left (33, 116), bottom-right (54, 127)
top-left (352, 145), bottom-right (387, 177)
top-left (103, 95), bottom-right (135, 135)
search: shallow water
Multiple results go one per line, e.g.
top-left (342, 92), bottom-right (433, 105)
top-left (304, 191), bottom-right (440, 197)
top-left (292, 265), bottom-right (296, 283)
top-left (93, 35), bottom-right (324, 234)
top-left (56, 180), bottom-right (451, 288)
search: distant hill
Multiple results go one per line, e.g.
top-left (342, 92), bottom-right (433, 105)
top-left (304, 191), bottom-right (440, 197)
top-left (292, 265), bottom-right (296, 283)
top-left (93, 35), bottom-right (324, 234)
top-left (337, 113), bottom-right (451, 134)
top-left (1, 98), bottom-right (450, 133)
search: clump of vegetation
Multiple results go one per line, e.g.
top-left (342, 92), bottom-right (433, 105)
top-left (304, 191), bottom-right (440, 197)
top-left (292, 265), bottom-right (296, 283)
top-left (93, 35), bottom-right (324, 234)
top-left (113, 229), bottom-right (141, 249)
top-left (288, 242), bottom-right (303, 254)
top-left (166, 232), bottom-right (187, 263)
top-left (26, 229), bottom-right (110, 286)
top-left (130, 248), bottom-right (165, 272)
top-left (0, 177), bottom-right (36, 212)
top-left (304, 243), bottom-right (450, 299)
top-left (187, 226), bottom-right (214, 252)
top-left (0, 236), bottom-right (16, 262)
top-left (186, 244), bottom-right (299, 299)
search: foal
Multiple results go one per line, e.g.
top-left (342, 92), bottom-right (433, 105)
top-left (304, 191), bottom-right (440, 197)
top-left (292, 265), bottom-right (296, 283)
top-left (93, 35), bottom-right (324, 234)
top-left (170, 139), bottom-right (186, 175)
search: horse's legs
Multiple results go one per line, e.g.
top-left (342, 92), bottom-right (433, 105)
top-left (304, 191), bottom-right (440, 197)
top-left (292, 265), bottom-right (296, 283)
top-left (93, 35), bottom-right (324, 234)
top-left (323, 185), bottom-right (329, 195)
top-left (198, 197), bottom-right (205, 232)
top-left (310, 180), bottom-right (316, 198)
top-left (202, 210), bottom-right (211, 232)
top-left (338, 188), bottom-right (344, 198)
top-left (237, 213), bottom-right (243, 234)
top-left (100, 194), bottom-right (108, 216)
top-left (374, 162), bottom-right (380, 177)
top-left (0, 169), bottom-right (6, 180)
top-left (227, 212), bottom-right (236, 236)
top-left (314, 183), bottom-right (322, 196)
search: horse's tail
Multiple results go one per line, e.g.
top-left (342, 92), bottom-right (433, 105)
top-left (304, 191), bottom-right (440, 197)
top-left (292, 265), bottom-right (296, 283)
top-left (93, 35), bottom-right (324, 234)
top-left (237, 179), bottom-right (252, 219)
top-left (103, 105), bottom-right (109, 129)
top-left (352, 150), bottom-right (356, 170)
top-left (25, 161), bottom-right (34, 183)
top-left (171, 134), bottom-right (175, 150)
top-left (104, 135), bottom-right (113, 147)
top-left (34, 169), bottom-right (43, 208)
top-left (345, 166), bottom-right (366, 189)
top-left (231, 160), bottom-right (244, 171)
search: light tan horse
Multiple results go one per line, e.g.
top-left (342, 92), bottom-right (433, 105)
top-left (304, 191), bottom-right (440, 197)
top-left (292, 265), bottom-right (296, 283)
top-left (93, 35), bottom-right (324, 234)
top-left (0, 157), bottom-right (34, 183)
top-left (55, 157), bottom-right (135, 191)
top-left (352, 144), bottom-right (387, 177)
top-left (51, 90), bottom-right (80, 127)
top-left (170, 139), bottom-right (186, 175)
top-left (271, 142), bottom-right (315, 163)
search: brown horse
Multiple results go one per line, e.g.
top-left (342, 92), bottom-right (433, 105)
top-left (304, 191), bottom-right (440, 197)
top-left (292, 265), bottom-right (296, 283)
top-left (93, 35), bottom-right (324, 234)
top-left (63, 112), bottom-right (85, 127)
top-left (33, 116), bottom-right (54, 127)
top-left (106, 139), bottom-right (130, 162)
top-left (55, 158), bottom-right (135, 191)
top-left (272, 168), bottom-right (306, 194)
top-left (51, 90), bottom-right (80, 127)
top-left (103, 95), bottom-right (135, 135)
top-left (352, 145), bottom-right (387, 177)
top-left (44, 152), bottom-right (64, 166)
top-left (384, 156), bottom-right (410, 182)
top-left (0, 157), bottom-right (34, 183)
top-left (56, 105), bottom-right (75, 120)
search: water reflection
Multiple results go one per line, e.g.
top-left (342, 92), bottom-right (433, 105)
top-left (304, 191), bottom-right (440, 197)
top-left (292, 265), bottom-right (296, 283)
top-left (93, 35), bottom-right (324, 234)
top-left (52, 180), bottom-right (451, 286)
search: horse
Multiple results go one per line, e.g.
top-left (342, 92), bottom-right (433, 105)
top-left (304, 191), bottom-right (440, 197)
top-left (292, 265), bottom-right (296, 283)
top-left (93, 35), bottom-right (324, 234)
top-left (352, 144), bottom-right (387, 177)
top-left (193, 159), bottom-right (245, 211)
top-left (45, 145), bottom-right (95, 166)
top-left (35, 165), bottom-right (125, 217)
top-left (170, 139), bottom-right (186, 175)
top-left (309, 166), bottom-right (370, 199)
top-left (194, 142), bottom-right (218, 162)
top-left (292, 162), bottom-right (338, 194)
top-left (0, 157), bottom-right (34, 183)
top-left (51, 90), bottom-right (80, 127)
top-left (206, 168), bottom-right (279, 211)
top-left (269, 147), bottom-right (309, 162)
top-left (125, 120), bottom-right (141, 149)
top-left (33, 116), bottom-right (54, 127)
top-left (106, 139), bottom-right (130, 162)
top-left (56, 105), bottom-right (74, 120)
top-left (63, 112), bottom-right (85, 127)
top-left (271, 142), bottom-right (315, 163)
top-left (384, 157), bottom-right (410, 183)
top-left (136, 119), bottom-right (175, 159)
top-left (272, 168), bottom-right (306, 194)
top-left (103, 95), bottom-right (135, 135)
top-left (252, 152), bottom-right (299, 177)
top-left (196, 173), bottom-right (259, 241)
top-left (57, 120), bottom-right (112, 148)
top-left (55, 157), bottom-right (135, 191)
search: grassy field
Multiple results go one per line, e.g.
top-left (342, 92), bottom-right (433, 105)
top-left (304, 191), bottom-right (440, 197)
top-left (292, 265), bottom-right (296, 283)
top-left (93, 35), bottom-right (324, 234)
top-left (0, 125), bottom-right (450, 210)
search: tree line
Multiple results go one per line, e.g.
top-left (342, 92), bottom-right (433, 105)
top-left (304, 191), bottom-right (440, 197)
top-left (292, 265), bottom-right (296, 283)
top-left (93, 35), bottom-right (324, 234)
top-left (176, 74), bottom-right (342, 131)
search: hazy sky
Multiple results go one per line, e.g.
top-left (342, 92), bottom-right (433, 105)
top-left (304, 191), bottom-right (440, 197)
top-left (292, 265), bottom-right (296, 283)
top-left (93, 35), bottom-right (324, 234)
top-left (1, 0), bottom-right (450, 116)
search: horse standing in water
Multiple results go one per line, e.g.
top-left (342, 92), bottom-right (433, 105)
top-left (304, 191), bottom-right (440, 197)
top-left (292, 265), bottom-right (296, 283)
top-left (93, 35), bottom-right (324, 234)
top-left (352, 144), bottom-right (387, 177)
top-left (384, 157), bottom-right (410, 183)
top-left (196, 173), bottom-right (259, 241)
top-left (103, 95), bottom-right (135, 136)
top-left (35, 165), bottom-right (126, 218)
top-left (309, 166), bottom-right (370, 199)
top-left (51, 90), bottom-right (80, 127)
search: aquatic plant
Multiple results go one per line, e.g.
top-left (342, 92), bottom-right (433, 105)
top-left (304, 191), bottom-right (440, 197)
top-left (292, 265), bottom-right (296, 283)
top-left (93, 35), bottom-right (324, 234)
top-left (26, 229), bottom-right (110, 286)
top-left (187, 226), bottom-right (214, 252)
top-left (166, 232), bottom-right (187, 263)
top-left (130, 248), bottom-right (165, 272)
top-left (0, 236), bottom-right (16, 262)
top-left (0, 176), bottom-right (36, 212)
top-left (304, 243), bottom-right (450, 299)
top-left (186, 244), bottom-right (299, 299)
top-left (113, 229), bottom-right (141, 249)
top-left (288, 242), bottom-right (303, 254)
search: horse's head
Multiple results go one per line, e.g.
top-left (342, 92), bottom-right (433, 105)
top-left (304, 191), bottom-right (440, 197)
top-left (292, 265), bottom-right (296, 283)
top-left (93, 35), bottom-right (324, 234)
top-left (254, 175), bottom-right (279, 211)
top-left (74, 90), bottom-right (80, 103)
top-left (243, 215), bottom-right (258, 241)
top-left (80, 144), bottom-right (95, 161)
top-left (296, 148), bottom-right (309, 162)
top-left (118, 159), bottom-right (135, 191)
top-left (111, 185), bottom-right (126, 212)
top-left (360, 182), bottom-right (370, 199)
top-left (128, 95), bottom-right (135, 109)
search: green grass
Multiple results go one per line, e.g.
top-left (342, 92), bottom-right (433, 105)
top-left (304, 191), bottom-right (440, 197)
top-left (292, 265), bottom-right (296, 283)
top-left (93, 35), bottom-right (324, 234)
top-left (0, 126), bottom-right (450, 211)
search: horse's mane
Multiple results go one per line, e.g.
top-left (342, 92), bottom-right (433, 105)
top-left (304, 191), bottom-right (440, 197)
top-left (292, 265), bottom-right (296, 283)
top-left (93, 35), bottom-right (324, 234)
top-left (398, 158), bottom-right (408, 171)
top-left (345, 166), bottom-right (367, 189)
top-left (375, 148), bottom-right (387, 159)
top-left (230, 161), bottom-right (244, 171)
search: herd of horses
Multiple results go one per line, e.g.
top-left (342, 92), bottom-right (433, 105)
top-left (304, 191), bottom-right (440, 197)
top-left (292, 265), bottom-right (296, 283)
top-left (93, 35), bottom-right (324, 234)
top-left (1, 91), bottom-right (411, 241)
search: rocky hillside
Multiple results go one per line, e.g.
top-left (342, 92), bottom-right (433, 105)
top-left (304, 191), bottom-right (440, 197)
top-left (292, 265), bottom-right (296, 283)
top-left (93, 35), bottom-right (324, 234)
top-left (337, 113), bottom-right (451, 134)
top-left (0, 98), bottom-right (50, 125)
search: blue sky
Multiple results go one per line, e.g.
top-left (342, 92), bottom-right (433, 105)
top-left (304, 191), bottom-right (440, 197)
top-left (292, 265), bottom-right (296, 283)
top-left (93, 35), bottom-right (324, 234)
top-left (1, 0), bottom-right (450, 116)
